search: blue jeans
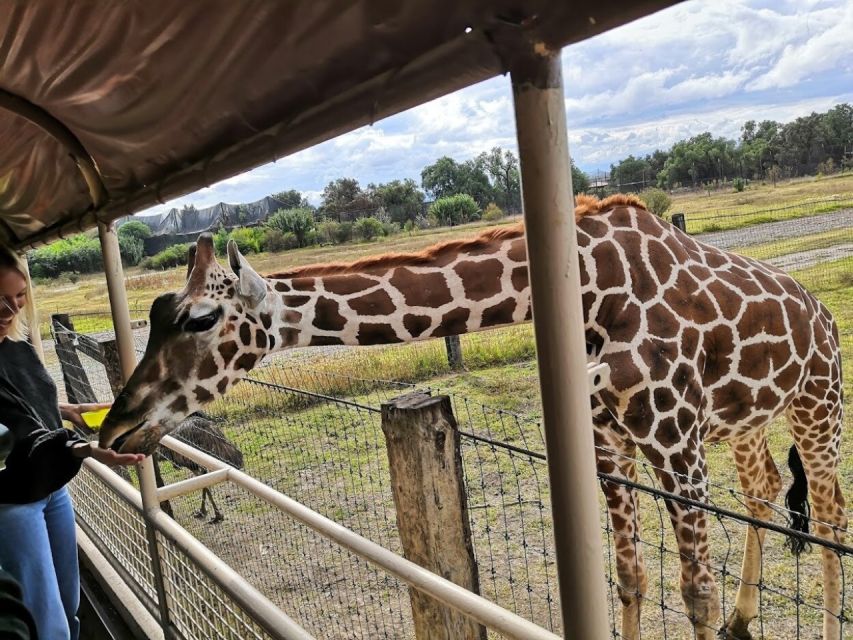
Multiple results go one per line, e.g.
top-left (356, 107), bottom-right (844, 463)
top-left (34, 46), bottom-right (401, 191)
top-left (0, 487), bottom-right (80, 640)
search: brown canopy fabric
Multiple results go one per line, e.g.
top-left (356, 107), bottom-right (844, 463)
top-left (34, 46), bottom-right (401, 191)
top-left (0, 0), bottom-right (679, 249)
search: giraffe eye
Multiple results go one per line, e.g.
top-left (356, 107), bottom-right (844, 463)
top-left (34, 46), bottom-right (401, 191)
top-left (184, 308), bottom-right (221, 332)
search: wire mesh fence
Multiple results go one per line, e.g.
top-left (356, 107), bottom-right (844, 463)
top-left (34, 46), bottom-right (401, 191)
top-left (44, 198), bottom-right (852, 639)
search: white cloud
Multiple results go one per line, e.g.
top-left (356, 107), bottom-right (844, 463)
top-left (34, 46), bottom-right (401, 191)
top-left (748, 3), bottom-right (853, 90)
top-left (133, 0), bottom-right (853, 216)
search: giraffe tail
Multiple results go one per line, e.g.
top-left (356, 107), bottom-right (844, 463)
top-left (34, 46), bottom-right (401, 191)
top-left (784, 444), bottom-right (811, 555)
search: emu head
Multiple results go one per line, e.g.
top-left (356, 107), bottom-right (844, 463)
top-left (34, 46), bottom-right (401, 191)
top-left (99, 234), bottom-right (272, 454)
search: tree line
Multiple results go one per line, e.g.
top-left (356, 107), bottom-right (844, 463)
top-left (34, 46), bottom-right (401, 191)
top-left (608, 103), bottom-right (852, 190)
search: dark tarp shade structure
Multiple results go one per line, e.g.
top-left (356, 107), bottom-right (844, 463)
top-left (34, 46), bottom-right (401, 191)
top-left (0, 0), bottom-right (680, 250)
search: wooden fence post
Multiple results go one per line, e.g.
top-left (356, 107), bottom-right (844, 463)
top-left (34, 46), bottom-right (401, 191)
top-left (100, 338), bottom-right (126, 399)
top-left (52, 313), bottom-right (98, 404)
top-left (444, 335), bottom-right (464, 369)
top-left (381, 391), bottom-right (486, 640)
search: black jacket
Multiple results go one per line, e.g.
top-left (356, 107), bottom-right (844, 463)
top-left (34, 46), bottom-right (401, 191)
top-left (0, 340), bottom-right (84, 504)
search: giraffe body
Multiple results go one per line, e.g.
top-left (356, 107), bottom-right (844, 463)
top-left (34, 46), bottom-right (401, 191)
top-left (99, 195), bottom-right (845, 639)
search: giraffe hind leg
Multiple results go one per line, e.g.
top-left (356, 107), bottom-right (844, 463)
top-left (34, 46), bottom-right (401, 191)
top-left (786, 391), bottom-right (847, 640)
top-left (722, 430), bottom-right (782, 640)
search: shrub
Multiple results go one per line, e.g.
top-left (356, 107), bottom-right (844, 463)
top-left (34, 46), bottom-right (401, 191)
top-left (117, 220), bottom-right (152, 242)
top-left (266, 208), bottom-right (316, 247)
top-left (353, 216), bottom-right (383, 241)
top-left (141, 244), bottom-right (191, 270)
top-left (334, 222), bottom-right (354, 244)
top-left (228, 227), bottom-right (264, 254)
top-left (429, 194), bottom-right (480, 226)
top-left (28, 234), bottom-right (103, 278)
top-left (119, 235), bottom-right (144, 267)
top-left (315, 220), bottom-right (339, 245)
top-left (733, 177), bottom-right (745, 193)
top-left (262, 229), bottom-right (298, 252)
top-left (638, 188), bottom-right (672, 217)
top-left (482, 202), bottom-right (505, 222)
top-left (381, 222), bottom-right (400, 237)
top-left (213, 227), bottom-right (229, 255)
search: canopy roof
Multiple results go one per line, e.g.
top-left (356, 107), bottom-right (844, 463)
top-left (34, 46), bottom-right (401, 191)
top-left (0, 0), bottom-right (679, 249)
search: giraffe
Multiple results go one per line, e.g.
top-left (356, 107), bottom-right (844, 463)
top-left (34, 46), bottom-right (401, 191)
top-left (99, 194), bottom-right (846, 640)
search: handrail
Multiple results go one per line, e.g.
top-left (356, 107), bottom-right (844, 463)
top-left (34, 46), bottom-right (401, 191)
top-left (81, 458), bottom-right (314, 640)
top-left (160, 435), bottom-right (561, 640)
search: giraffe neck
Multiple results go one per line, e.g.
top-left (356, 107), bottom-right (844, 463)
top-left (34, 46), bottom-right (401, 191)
top-left (261, 231), bottom-right (532, 350)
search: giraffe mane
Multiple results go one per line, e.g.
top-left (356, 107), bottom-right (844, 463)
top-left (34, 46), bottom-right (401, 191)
top-left (574, 193), bottom-right (649, 220)
top-left (269, 223), bottom-right (525, 278)
top-left (268, 194), bottom-right (648, 278)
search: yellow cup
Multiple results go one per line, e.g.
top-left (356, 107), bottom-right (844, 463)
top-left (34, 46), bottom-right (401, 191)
top-left (81, 407), bottom-right (110, 429)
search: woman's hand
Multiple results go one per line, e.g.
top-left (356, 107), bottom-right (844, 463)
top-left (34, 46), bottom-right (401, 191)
top-left (59, 402), bottom-right (112, 430)
top-left (89, 446), bottom-right (146, 467)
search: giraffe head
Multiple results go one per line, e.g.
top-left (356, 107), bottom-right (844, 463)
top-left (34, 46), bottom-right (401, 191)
top-left (98, 234), bottom-right (273, 454)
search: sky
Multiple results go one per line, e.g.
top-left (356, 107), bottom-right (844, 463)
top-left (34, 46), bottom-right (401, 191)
top-left (138, 0), bottom-right (853, 215)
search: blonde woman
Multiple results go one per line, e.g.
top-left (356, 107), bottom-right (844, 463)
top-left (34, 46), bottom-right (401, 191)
top-left (0, 244), bottom-right (144, 640)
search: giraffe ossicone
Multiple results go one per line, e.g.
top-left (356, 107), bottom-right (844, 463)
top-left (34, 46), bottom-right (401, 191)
top-left (98, 194), bottom-right (845, 640)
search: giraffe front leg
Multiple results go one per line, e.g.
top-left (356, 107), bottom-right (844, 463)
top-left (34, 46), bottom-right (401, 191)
top-left (597, 436), bottom-right (647, 640)
top-left (646, 443), bottom-right (721, 640)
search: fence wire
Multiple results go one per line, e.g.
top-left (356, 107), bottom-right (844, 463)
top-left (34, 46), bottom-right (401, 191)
top-left (46, 197), bottom-right (852, 639)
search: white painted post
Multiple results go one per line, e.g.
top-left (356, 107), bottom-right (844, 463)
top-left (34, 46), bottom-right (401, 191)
top-left (98, 221), bottom-right (174, 638)
top-left (510, 47), bottom-right (610, 638)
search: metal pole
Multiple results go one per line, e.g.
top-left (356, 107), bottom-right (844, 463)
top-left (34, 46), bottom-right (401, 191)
top-left (98, 221), bottom-right (174, 638)
top-left (510, 49), bottom-right (609, 638)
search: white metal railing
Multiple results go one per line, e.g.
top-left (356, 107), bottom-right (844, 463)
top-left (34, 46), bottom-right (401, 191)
top-left (71, 459), bottom-right (313, 640)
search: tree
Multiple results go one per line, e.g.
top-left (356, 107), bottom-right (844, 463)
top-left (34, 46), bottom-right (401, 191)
top-left (421, 157), bottom-right (461, 200)
top-left (421, 156), bottom-right (494, 207)
top-left (476, 147), bottom-right (521, 212)
top-left (266, 208), bottom-right (316, 247)
top-left (272, 189), bottom-right (308, 209)
top-left (610, 155), bottom-right (652, 190)
top-left (320, 178), bottom-right (376, 221)
top-left (368, 179), bottom-right (425, 225)
top-left (571, 162), bottom-right (590, 194)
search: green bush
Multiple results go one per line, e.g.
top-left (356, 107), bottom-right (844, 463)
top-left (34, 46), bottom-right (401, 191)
top-left (118, 220), bottom-right (152, 242)
top-left (403, 220), bottom-right (417, 235)
top-left (353, 216), bottom-right (383, 241)
top-left (28, 234), bottom-right (103, 278)
top-left (140, 244), bottom-right (191, 270)
top-left (228, 227), bottom-right (264, 254)
top-left (119, 235), bottom-right (144, 266)
top-left (733, 177), bottom-right (745, 192)
top-left (482, 202), bottom-right (505, 222)
top-left (262, 229), bottom-right (298, 252)
top-left (428, 194), bottom-right (480, 226)
top-left (213, 227), bottom-right (229, 255)
top-left (381, 222), bottom-right (400, 237)
top-left (638, 188), bottom-right (672, 217)
top-left (266, 208), bottom-right (316, 247)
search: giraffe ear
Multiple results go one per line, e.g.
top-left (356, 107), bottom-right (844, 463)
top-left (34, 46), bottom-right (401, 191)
top-left (227, 240), bottom-right (267, 308)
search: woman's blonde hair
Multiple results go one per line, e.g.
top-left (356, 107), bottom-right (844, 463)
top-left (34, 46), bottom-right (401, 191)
top-left (0, 243), bottom-right (37, 342)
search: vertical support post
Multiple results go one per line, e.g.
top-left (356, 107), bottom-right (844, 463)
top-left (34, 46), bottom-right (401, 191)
top-left (98, 221), bottom-right (174, 639)
top-left (381, 391), bottom-right (486, 640)
top-left (670, 212), bottom-right (686, 232)
top-left (510, 48), bottom-right (609, 637)
top-left (444, 335), bottom-right (464, 370)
